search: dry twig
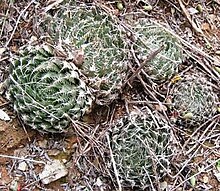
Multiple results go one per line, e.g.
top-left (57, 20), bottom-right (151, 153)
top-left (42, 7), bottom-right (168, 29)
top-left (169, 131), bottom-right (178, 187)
top-left (4, 0), bottom-right (35, 48)
top-left (177, 0), bottom-right (203, 35)
top-left (122, 45), bottom-right (164, 89)
top-left (0, 154), bottom-right (45, 164)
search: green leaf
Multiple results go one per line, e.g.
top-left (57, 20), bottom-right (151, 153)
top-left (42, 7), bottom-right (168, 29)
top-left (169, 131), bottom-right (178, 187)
top-left (190, 176), bottom-right (196, 187)
top-left (217, 159), bottom-right (220, 171)
top-left (214, 66), bottom-right (220, 74)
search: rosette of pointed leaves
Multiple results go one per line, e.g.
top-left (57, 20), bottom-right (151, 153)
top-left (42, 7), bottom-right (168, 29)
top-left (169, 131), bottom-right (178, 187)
top-left (172, 74), bottom-right (217, 125)
top-left (39, 3), bottom-right (128, 104)
top-left (8, 45), bottom-right (93, 133)
top-left (132, 21), bottom-right (183, 82)
top-left (111, 108), bottom-right (170, 189)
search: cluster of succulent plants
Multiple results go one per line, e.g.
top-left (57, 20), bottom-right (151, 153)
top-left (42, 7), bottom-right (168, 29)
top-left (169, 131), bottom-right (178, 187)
top-left (39, 3), bottom-right (129, 104)
top-left (172, 74), bottom-right (218, 125)
top-left (7, 1), bottom-right (216, 190)
top-left (5, 3), bottom-right (182, 188)
top-left (111, 108), bottom-right (171, 189)
top-left (132, 20), bottom-right (183, 82)
top-left (8, 44), bottom-right (93, 133)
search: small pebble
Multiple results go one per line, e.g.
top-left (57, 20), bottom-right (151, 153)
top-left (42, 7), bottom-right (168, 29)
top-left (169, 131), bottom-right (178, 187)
top-left (0, 47), bottom-right (6, 56)
top-left (0, 109), bottom-right (10, 121)
top-left (39, 160), bottom-right (68, 184)
top-left (214, 171), bottom-right (220, 182)
top-left (160, 181), bottom-right (168, 190)
top-left (202, 175), bottom-right (209, 183)
top-left (30, 36), bottom-right (38, 43)
top-left (183, 112), bottom-right (193, 119)
top-left (215, 50), bottom-right (220, 55)
top-left (18, 161), bottom-right (28, 171)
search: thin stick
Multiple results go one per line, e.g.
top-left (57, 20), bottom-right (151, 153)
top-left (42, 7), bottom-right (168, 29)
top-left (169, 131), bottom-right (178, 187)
top-left (122, 45), bottom-right (164, 89)
top-left (18, 115), bottom-right (31, 142)
top-left (0, 57), bottom-right (9, 62)
top-left (44, 0), bottom-right (64, 12)
top-left (106, 134), bottom-right (122, 191)
top-left (170, 158), bottom-right (219, 191)
top-left (177, 0), bottom-right (203, 35)
top-left (0, 9), bottom-right (9, 38)
top-left (0, 154), bottom-right (45, 164)
top-left (4, 0), bottom-right (35, 48)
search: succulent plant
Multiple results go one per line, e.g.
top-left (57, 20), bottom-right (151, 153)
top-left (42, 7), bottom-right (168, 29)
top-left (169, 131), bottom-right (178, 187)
top-left (39, 3), bottom-right (129, 104)
top-left (111, 108), bottom-right (170, 189)
top-left (132, 20), bottom-right (183, 82)
top-left (172, 74), bottom-right (218, 125)
top-left (8, 44), bottom-right (93, 133)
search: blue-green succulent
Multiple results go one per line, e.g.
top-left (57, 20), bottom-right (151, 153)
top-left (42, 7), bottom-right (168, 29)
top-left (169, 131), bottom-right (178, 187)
top-left (111, 108), bottom-right (171, 189)
top-left (8, 45), bottom-right (93, 133)
top-left (39, 3), bottom-right (129, 104)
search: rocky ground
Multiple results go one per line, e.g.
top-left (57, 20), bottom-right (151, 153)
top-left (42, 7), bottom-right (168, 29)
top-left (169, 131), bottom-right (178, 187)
top-left (0, 0), bottom-right (220, 191)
